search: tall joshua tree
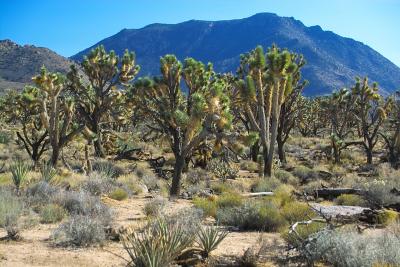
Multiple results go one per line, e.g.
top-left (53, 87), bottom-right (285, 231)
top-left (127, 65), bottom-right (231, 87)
top-left (237, 45), bottom-right (297, 177)
top-left (67, 45), bottom-right (140, 157)
top-left (381, 91), bottom-right (400, 167)
top-left (131, 55), bottom-right (232, 196)
top-left (352, 77), bottom-right (392, 164)
top-left (33, 67), bottom-right (84, 166)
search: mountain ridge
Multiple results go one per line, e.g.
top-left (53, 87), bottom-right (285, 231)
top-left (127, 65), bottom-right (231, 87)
top-left (72, 12), bottom-right (400, 95)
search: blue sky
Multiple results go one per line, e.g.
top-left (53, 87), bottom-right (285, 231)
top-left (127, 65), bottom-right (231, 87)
top-left (1, 0), bottom-right (399, 66)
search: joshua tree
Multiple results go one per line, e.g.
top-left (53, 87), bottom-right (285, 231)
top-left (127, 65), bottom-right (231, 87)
top-left (380, 91), bottom-right (400, 167)
top-left (351, 77), bottom-right (392, 164)
top-left (322, 88), bottom-right (359, 164)
top-left (67, 45), bottom-right (140, 157)
top-left (130, 55), bottom-right (232, 196)
top-left (33, 67), bottom-right (84, 166)
top-left (237, 45), bottom-right (297, 177)
top-left (276, 53), bottom-right (307, 163)
top-left (297, 96), bottom-right (327, 137)
top-left (0, 88), bottom-right (49, 166)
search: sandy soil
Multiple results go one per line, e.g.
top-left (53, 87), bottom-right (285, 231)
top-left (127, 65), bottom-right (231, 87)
top-left (0, 195), bottom-right (283, 267)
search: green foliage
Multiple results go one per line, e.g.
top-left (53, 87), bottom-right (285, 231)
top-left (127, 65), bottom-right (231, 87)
top-left (375, 210), bottom-right (399, 226)
top-left (292, 165), bottom-right (317, 182)
top-left (193, 197), bottom-right (217, 217)
top-left (207, 158), bottom-right (239, 182)
top-left (40, 163), bottom-right (57, 182)
top-left (281, 222), bottom-right (326, 248)
top-left (122, 218), bottom-right (196, 267)
top-left (211, 182), bottom-right (234, 194)
top-left (274, 169), bottom-right (299, 186)
top-left (40, 204), bottom-right (66, 224)
top-left (0, 131), bottom-right (11, 144)
top-left (335, 194), bottom-right (366, 206)
top-left (92, 160), bottom-right (122, 179)
top-left (240, 160), bottom-right (259, 172)
top-left (109, 188), bottom-right (128, 201)
top-left (196, 226), bottom-right (228, 257)
top-left (251, 177), bottom-right (282, 192)
top-left (280, 201), bottom-right (316, 224)
top-left (10, 160), bottom-right (30, 192)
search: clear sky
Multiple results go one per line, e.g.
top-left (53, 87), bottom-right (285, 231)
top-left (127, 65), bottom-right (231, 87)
top-left (1, 0), bottom-right (399, 66)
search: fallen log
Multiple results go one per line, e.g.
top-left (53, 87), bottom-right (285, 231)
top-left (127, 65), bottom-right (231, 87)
top-left (242, 192), bottom-right (274, 197)
top-left (314, 188), bottom-right (365, 199)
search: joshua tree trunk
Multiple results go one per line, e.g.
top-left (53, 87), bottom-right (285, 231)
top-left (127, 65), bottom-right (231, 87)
top-left (277, 136), bottom-right (286, 164)
top-left (170, 154), bottom-right (185, 197)
top-left (251, 142), bottom-right (260, 162)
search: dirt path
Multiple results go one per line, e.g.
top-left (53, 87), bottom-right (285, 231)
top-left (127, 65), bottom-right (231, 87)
top-left (0, 195), bottom-right (283, 267)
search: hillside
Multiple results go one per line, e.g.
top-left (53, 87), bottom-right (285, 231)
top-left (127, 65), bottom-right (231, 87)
top-left (0, 39), bottom-right (72, 92)
top-left (72, 13), bottom-right (400, 95)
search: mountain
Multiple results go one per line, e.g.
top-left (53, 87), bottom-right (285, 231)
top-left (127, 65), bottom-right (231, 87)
top-left (72, 13), bottom-right (400, 95)
top-left (0, 39), bottom-right (72, 93)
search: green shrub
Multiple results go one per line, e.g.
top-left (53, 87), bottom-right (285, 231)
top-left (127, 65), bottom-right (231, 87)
top-left (292, 165), bottom-right (316, 182)
top-left (0, 188), bottom-right (24, 239)
top-left (271, 184), bottom-right (295, 208)
top-left (92, 160), bottom-right (123, 179)
top-left (280, 201), bottom-right (316, 224)
top-left (281, 221), bottom-right (326, 248)
top-left (122, 218), bottom-right (196, 266)
top-left (251, 177), bottom-right (282, 193)
top-left (211, 182), bottom-right (234, 194)
top-left (143, 197), bottom-right (166, 217)
top-left (40, 204), bottom-right (66, 223)
top-left (10, 160), bottom-right (30, 193)
top-left (216, 200), bottom-right (287, 232)
top-left (335, 194), bottom-right (366, 206)
top-left (40, 163), bottom-right (57, 182)
top-left (185, 168), bottom-right (210, 185)
top-left (216, 192), bottom-right (243, 208)
top-left (207, 158), bottom-right (239, 182)
top-left (196, 226), bottom-right (228, 258)
top-left (375, 210), bottom-right (399, 226)
top-left (0, 131), bottom-right (11, 144)
top-left (193, 197), bottom-right (217, 217)
top-left (240, 160), bottom-right (259, 172)
top-left (274, 169), bottom-right (299, 186)
top-left (109, 188), bottom-right (128, 201)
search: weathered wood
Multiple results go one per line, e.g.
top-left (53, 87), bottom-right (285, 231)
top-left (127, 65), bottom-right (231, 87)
top-left (311, 203), bottom-right (370, 218)
top-left (242, 192), bottom-right (274, 197)
top-left (314, 188), bottom-right (365, 199)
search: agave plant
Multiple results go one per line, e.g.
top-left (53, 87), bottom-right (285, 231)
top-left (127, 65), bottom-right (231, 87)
top-left (10, 160), bottom-right (30, 194)
top-left (196, 226), bottom-right (228, 258)
top-left (40, 163), bottom-right (57, 182)
top-left (122, 218), bottom-right (195, 267)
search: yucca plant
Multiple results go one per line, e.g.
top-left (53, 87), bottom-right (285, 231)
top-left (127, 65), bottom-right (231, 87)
top-left (40, 163), bottom-right (57, 182)
top-left (10, 160), bottom-right (30, 194)
top-left (92, 160), bottom-right (117, 179)
top-left (122, 218), bottom-right (195, 267)
top-left (196, 226), bottom-right (228, 258)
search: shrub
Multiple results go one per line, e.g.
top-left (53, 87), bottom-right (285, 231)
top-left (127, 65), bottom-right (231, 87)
top-left (240, 160), bottom-right (259, 172)
top-left (280, 201), bottom-right (316, 224)
top-left (274, 169), bottom-right (299, 186)
top-left (216, 192), bottom-right (243, 208)
top-left (0, 188), bottom-right (24, 239)
top-left (306, 228), bottom-right (400, 266)
top-left (335, 194), bottom-right (367, 206)
top-left (271, 184), bottom-right (295, 208)
top-left (292, 165), bottom-right (316, 182)
top-left (140, 173), bottom-right (159, 191)
top-left (0, 131), bottom-right (11, 144)
top-left (211, 182), bottom-right (234, 194)
top-left (40, 204), bottom-right (66, 224)
top-left (143, 197), bottom-right (166, 217)
top-left (82, 176), bottom-right (115, 196)
top-left (26, 181), bottom-right (60, 208)
top-left (216, 200), bottom-right (287, 232)
top-left (196, 226), bottom-right (228, 258)
top-left (251, 177), bottom-right (282, 192)
top-left (281, 221), bottom-right (326, 248)
top-left (118, 175), bottom-right (144, 195)
top-left (40, 163), bottom-right (57, 182)
top-left (185, 168), bottom-right (210, 185)
top-left (207, 158), bottom-right (239, 182)
top-left (52, 214), bottom-right (106, 247)
top-left (54, 190), bottom-right (112, 226)
top-left (109, 188), bottom-right (128, 201)
top-left (10, 160), bottom-right (30, 193)
top-left (375, 210), bottom-right (399, 226)
top-left (193, 197), bottom-right (217, 217)
top-left (122, 218), bottom-right (196, 266)
top-left (92, 160), bottom-right (122, 179)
